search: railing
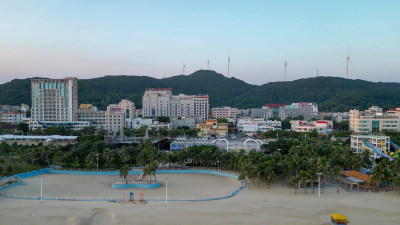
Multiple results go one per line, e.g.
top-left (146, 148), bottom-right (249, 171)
top-left (0, 167), bottom-right (245, 202)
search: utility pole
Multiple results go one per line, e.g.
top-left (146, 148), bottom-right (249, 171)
top-left (227, 56), bottom-right (230, 78)
top-left (40, 175), bottom-right (44, 203)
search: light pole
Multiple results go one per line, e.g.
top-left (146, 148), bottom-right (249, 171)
top-left (165, 178), bottom-right (168, 205)
top-left (217, 160), bottom-right (220, 172)
top-left (317, 172), bottom-right (322, 198)
top-left (40, 175), bottom-right (44, 203)
top-left (95, 153), bottom-right (99, 171)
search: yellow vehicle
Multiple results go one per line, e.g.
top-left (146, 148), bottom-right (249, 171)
top-left (330, 214), bottom-right (349, 225)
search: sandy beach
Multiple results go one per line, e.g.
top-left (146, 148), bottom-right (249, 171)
top-left (1, 174), bottom-right (400, 225)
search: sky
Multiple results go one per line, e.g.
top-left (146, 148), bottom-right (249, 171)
top-left (0, 0), bottom-right (399, 85)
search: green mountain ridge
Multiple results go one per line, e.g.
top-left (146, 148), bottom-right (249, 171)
top-left (1, 70), bottom-right (400, 112)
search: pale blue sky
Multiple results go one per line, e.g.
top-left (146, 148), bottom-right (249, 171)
top-left (0, 0), bottom-right (399, 84)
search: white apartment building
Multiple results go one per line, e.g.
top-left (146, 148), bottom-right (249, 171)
top-left (126, 118), bottom-right (153, 129)
top-left (290, 120), bottom-right (333, 136)
top-left (29, 78), bottom-right (89, 130)
top-left (251, 103), bottom-right (319, 120)
top-left (0, 113), bottom-right (26, 124)
top-left (350, 106), bottom-right (400, 135)
top-left (237, 118), bottom-right (282, 135)
top-left (142, 88), bottom-right (209, 119)
top-left (211, 107), bottom-right (238, 119)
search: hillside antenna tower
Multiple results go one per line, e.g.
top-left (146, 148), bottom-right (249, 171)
top-left (207, 58), bottom-right (210, 70)
top-left (182, 62), bottom-right (186, 75)
top-left (284, 56), bottom-right (288, 81)
top-left (345, 49), bottom-right (352, 79)
top-left (227, 56), bottom-right (231, 78)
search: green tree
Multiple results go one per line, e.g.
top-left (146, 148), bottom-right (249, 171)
top-left (330, 165), bottom-right (342, 193)
top-left (120, 165), bottom-right (130, 184)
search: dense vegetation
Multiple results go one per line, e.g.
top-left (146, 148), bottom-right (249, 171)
top-left (1, 71), bottom-right (400, 111)
top-left (2, 128), bottom-right (400, 194)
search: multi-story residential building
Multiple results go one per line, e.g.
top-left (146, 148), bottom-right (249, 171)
top-left (0, 112), bottom-right (26, 124)
top-left (290, 120), bottom-right (333, 136)
top-left (237, 109), bottom-right (250, 116)
top-left (104, 104), bottom-right (125, 133)
top-left (0, 104), bottom-right (30, 113)
top-left (142, 88), bottom-right (172, 117)
top-left (387, 107), bottom-right (400, 118)
top-left (29, 78), bottom-right (89, 130)
top-left (142, 88), bottom-right (209, 119)
top-left (250, 108), bottom-right (268, 118)
top-left (0, 105), bottom-right (10, 113)
top-left (350, 106), bottom-right (400, 135)
top-left (237, 118), bottom-right (282, 136)
top-left (126, 118), bottom-right (153, 129)
top-left (77, 104), bottom-right (105, 130)
top-left (118, 99), bottom-right (136, 119)
top-left (171, 117), bottom-right (204, 129)
top-left (251, 103), bottom-right (319, 120)
top-left (196, 119), bottom-right (228, 138)
top-left (211, 107), bottom-right (238, 119)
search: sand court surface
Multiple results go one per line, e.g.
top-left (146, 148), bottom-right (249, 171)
top-left (1, 181), bottom-right (400, 225)
top-left (1, 173), bottom-right (400, 224)
top-left (1, 173), bottom-right (242, 200)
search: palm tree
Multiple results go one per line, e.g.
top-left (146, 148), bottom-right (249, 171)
top-left (119, 165), bottom-right (130, 184)
top-left (102, 148), bottom-right (112, 167)
top-left (85, 152), bottom-right (96, 169)
top-left (262, 162), bottom-right (276, 189)
top-left (119, 148), bottom-right (130, 165)
top-left (330, 165), bottom-right (342, 193)
top-left (143, 164), bottom-right (152, 182)
top-left (289, 175), bottom-right (300, 194)
top-left (299, 170), bottom-right (309, 194)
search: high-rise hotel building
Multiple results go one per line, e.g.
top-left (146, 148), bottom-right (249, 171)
top-left (29, 77), bottom-right (89, 130)
top-left (142, 88), bottom-right (209, 119)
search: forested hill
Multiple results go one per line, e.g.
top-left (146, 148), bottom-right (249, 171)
top-left (232, 77), bottom-right (400, 112)
top-left (1, 71), bottom-right (400, 112)
top-left (0, 70), bottom-right (255, 110)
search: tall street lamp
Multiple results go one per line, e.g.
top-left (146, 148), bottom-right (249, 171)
top-left (40, 175), bottom-right (44, 203)
top-left (165, 177), bottom-right (168, 205)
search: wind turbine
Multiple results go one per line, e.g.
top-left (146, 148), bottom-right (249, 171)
top-left (345, 49), bottom-right (352, 79)
top-left (227, 56), bottom-right (231, 78)
top-left (182, 62), bottom-right (186, 75)
top-left (284, 56), bottom-right (288, 81)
